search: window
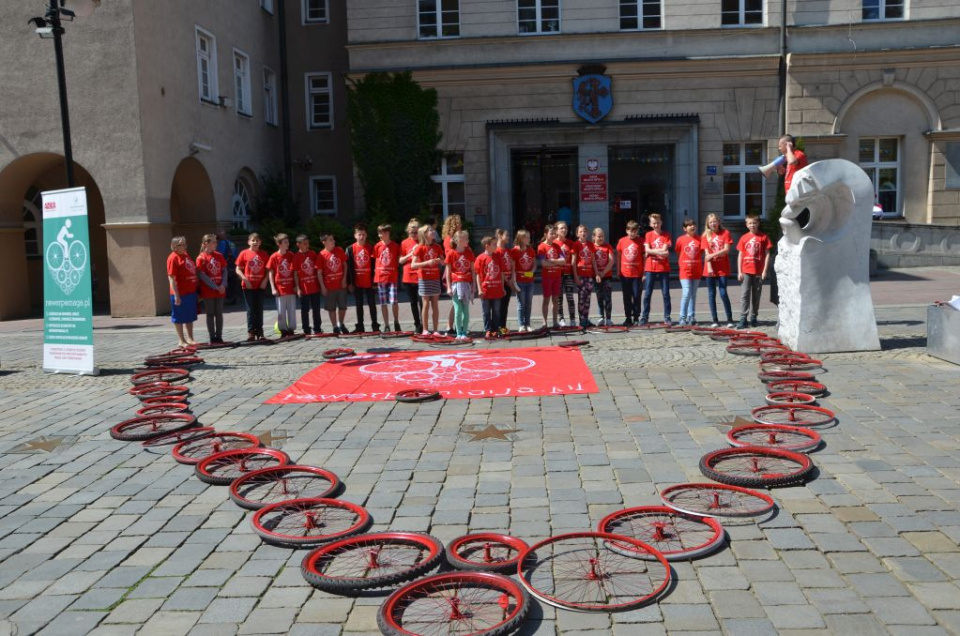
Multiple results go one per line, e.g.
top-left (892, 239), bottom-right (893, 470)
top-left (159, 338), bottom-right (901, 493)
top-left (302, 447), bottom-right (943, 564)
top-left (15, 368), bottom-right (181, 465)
top-left (263, 67), bottom-right (278, 126)
top-left (302, 0), bottom-right (329, 24)
top-left (260, 0), bottom-right (274, 14)
top-left (23, 187), bottom-right (42, 258)
top-left (722, 142), bottom-right (765, 219)
top-left (863, 0), bottom-right (904, 21)
top-left (518, 0), bottom-right (560, 34)
top-left (232, 179), bottom-right (253, 230)
top-left (305, 73), bottom-right (333, 130)
top-left (310, 177), bottom-right (337, 215)
top-left (233, 50), bottom-right (251, 116)
top-left (195, 27), bottom-right (218, 103)
top-left (721, 0), bottom-right (763, 26)
top-left (620, 0), bottom-right (661, 30)
top-left (859, 137), bottom-right (900, 215)
top-left (429, 153), bottom-right (466, 221)
top-left (419, 0), bottom-right (460, 38)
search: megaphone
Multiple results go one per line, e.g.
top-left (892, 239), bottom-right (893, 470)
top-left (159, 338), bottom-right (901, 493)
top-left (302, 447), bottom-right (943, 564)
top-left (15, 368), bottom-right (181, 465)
top-left (758, 155), bottom-right (787, 178)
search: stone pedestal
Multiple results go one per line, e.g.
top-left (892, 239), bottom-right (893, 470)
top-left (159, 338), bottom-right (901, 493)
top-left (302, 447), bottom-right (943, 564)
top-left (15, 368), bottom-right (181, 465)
top-left (927, 304), bottom-right (960, 366)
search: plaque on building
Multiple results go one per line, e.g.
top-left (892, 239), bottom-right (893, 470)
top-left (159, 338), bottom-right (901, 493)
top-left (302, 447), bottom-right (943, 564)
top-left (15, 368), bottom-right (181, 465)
top-left (573, 66), bottom-right (612, 124)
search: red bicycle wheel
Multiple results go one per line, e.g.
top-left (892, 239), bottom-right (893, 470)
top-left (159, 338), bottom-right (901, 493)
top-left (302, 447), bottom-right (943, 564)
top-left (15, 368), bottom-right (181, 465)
top-left (691, 327), bottom-right (720, 335)
top-left (140, 426), bottom-right (214, 449)
top-left (380, 331), bottom-right (415, 339)
top-left (229, 465), bottom-right (342, 510)
top-left (431, 337), bottom-right (473, 348)
top-left (708, 329), bottom-right (741, 341)
top-left (395, 389), bottom-right (441, 403)
top-left (598, 506), bottom-right (725, 561)
top-left (130, 368), bottom-right (190, 386)
top-left (559, 340), bottom-right (590, 348)
top-left (760, 351), bottom-right (811, 363)
top-left (378, 572), bottom-right (530, 636)
top-left (251, 498), bottom-right (371, 547)
top-left (195, 448), bottom-right (290, 486)
top-left (444, 533), bottom-right (529, 574)
top-left (586, 325), bottom-right (629, 335)
top-left (110, 413), bottom-right (197, 442)
top-left (727, 343), bottom-right (790, 356)
top-left (144, 347), bottom-right (195, 363)
top-left (128, 381), bottom-right (170, 397)
top-left (730, 336), bottom-right (782, 348)
top-left (727, 423), bottom-right (822, 452)
top-left (664, 325), bottom-right (695, 333)
top-left (759, 358), bottom-right (824, 372)
top-left (322, 348), bottom-right (355, 360)
top-left (765, 391), bottom-right (817, 405)
top-left (518, 532), bottom-right (670, 612)
top-left (699, 447), bottom-right (814, 488)
top-left (133, 384), bottom-right (190, 402)
top-left (767, 380), bottom-right (827, 396)
top-left (660, 483), bottom-right (775, 518)
top-left (305, 332), bottom-right (339, 339)
top-left (301, 532), bottom-right (444, 593)
top-left (172, 432), bottom-right (261, 465)
top-left (144, 357), bottom-right (204, 368)
top-left (136, 401), bottom-right (190, 417)
top-left (751, 404), bottom-right (836, 427)
top-left (758, 370), bottom-right (816, 383)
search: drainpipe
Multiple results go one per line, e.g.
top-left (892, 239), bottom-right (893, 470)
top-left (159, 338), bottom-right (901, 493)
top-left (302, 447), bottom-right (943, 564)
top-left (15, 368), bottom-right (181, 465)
top-left (778, 0), bottom-right (787, 136)
top-left (278, 0), bottom-right (293, 192)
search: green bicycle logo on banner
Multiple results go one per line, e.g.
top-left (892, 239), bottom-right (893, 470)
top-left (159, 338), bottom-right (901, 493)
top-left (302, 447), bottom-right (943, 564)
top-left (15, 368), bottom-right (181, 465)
top-left (45, 218), bottom-right (88, 295)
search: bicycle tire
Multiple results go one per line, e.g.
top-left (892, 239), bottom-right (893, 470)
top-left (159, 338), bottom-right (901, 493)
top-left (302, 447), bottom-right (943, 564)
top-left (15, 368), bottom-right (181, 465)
top-left (586, 325), bottom-right (629, 335)
top-left (660, 482), bottom-right (776, 518)
top-left (549, 325), bottom-right (586, 335)
top-left (136, 401), bottom-right (190, 417)
top-left (395, 389), bottom-right (441, 403)
top-left (229, 465), bottom-right (342, 510)
top-left (322, 348), bottom-right (355, 360)
top-left (767, 380), bottom-right (828, 396)
top-left (128, 381), bottom-right (170, 397)
top-left (760, 351), bottom-right (811, 363)
top-left (195, 447), bottom-right (290, 486)
top-left (727, 343), bottom-right (790, 356)
top-left (758, 370), bottom-right (816, 384)
top-left (727, 423), bottom-right (822, 453)
top-left (172, 432), bottom-right (262, 465)
top-left (708, 329), bottom-right (744, 341)
top-left (558, 340), bottom-right (590, 348)
top-left (664, 325), bottom-right (695, 333)
top-left (251, 498), bottom-right (371, 547)
top-left (759, 358), bottom-right (824, 372)
top-left (751, 404), bottom-right (836, 427)
top-left (729, 336), bottom-right (782, 348)
top-left (110, 413), bottom-right (197, 442)
top-left (130, 368), bottom-right (190, 386)
top-left (193, 341), bottom-right (236, 350)
top-left (430, 338), bottom-right (474, 348)
top-left (143, 357), bottom-right (204, 368)
top-left (444, 533), bottom-right (530, 573)
top-left (502, 330), bottom-right (543, 341)
top-left (300, 532), bottom-right (444, 593)
top-left (144, 347), bottom-right (195, 363)
top-left (518, 532), bottom-right (670, 612)
top-left (690, 327), bottom-right (720, 335)
top-left (699, 447), bottom-right (814, 488)
top-left (597, 506), bottom-right (726, 561)
top-left (378, 572), bottom-right (530, 636)
top-left (764, 391), bottom-right (817, 405)
top-left (379, 331), bottom-right (415, 340)
top-left (140, 426), bottom-right (214, 449)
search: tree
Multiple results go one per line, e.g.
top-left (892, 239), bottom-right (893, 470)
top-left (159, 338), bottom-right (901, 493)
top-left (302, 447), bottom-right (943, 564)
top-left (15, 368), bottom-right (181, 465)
top-left (347, 72), bottom-right (442, 226)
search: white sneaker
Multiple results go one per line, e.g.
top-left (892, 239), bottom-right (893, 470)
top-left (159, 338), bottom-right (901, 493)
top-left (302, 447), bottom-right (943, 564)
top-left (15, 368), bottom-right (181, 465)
top-left (726, 323), bottom-right (736, 329)
top-left (559, 318), bottom-right (567, 327)
top-left (711, 323), bottom-right (720, 328)
top-left (422, 330), bottom-right (431, 336)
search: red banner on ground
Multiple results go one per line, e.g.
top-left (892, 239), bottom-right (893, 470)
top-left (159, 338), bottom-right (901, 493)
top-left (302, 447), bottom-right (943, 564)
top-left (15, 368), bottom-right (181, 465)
top-left (266, 346), bottom-right (598, 403)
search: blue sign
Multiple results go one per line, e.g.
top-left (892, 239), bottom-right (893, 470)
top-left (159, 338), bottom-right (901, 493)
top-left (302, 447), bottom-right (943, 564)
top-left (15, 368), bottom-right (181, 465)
top-left (706, 165), bottom-right (717, 175)
top-left (573, 74), bottom-right (613, 124)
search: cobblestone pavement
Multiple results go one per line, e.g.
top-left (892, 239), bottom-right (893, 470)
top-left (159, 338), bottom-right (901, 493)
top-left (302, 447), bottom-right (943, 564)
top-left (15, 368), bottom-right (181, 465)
top-left (0, 271), bottom-right (958, 635)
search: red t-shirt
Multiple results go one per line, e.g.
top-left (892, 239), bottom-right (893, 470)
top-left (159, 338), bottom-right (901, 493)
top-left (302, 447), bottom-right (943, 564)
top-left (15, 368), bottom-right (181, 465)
top-left (267, 251), bottom-right (297, 296)
top-left (400, 237), bottom-right (419, 284)
top-left (737, 232), bottom-right (773, 275)
top-left (443, 235), bottom-right (455, 255)
top-left (784, 149), bottom-right (808, 193)
top-left (474, 252), bottom-right (504, 299)
top-left (167, 251), bottom-right (197, 296)
top-left (701, 230), bottom-right (733, 277)
top-left (538, 242), bottom-right (563, 280)
top-left (495, 247), bottom-right (513, 282)
top-left (594, 243), bottom-right (615, 279)
top-left (374, 241), bottom-right (399, 284)
top-left (644, 231), bottom-right (672, 273)
top-left (293, 250), bottom-right (320, 295)
top-left (617, 236), bottom-right (644, 278)
top-left (236, 248), bottom-right (269, 290)
top-left (676, 235), bottom-right (703, 280)
top-left (196, 251), bottom-right (226, 299)
top-left (574, 241), bottom-right (596, 277)
top-left (349, 242), bottom-right (375, 288)
top-left (414, 243), bottom-right (445, 281)
top-left (556, 238), bottom-right (575, 276)
top-left (511, 246), bottom-right (537, 283)
top-left (446, 247), bottom-right (475, 283)
top-left (319, 247), bottom-right (347, 291)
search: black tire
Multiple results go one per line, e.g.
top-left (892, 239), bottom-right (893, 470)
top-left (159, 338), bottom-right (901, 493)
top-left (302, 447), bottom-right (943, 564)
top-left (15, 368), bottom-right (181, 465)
top-left (444, 533), bottom-right (529, 573)
top-left (110, 414), bottom-right (197, 442)
top-left (395, 389), bottom-right (441, 403)
top-left (699, 447), bottom-right (814, 488)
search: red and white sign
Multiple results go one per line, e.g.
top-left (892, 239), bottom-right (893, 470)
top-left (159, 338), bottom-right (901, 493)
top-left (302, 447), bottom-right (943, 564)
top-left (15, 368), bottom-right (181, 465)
top-left (580, 173), bottom-right (607, 202)
top-left (266, 346), bottom-right (599, 403)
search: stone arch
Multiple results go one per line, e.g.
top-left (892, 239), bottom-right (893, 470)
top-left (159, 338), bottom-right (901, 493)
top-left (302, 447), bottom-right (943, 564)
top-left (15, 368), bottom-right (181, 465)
top-left (170, 156), bottom-right (217, 251)
top-left (834, 81), bottom-right (941, 134)
top-left (232, 167), bottom-right (258, 230)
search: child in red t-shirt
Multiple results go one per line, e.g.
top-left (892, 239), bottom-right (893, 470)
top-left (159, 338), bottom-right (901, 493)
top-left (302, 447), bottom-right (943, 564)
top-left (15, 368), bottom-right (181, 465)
top-left (554, 221), bottom-right (577, 327)
top-left (571, 224), bottom-right (598, 328)
top-left (294, 234), bottom-right (322, 334)
top-left (474, 235), bottom-right (505, 338)
top-left (167, 235), bottom-right (198, 347)
top-left (736, 214), bottom-right (773, 329)
top-left (445, 230), bottom-right (475, 340)
top-left (510, 229), bottom-right (537, 332)
top-left (346, 223), bottom-right (380, 333)
top-left (411, 225), bottom-right (446, 335)
top-left (701, 213), bottom-right (735, 327)
top-left (267, 233), bottom-right (298, 337)
top-left (592, 228), bottom-right (616, 326)
top-left (318, 234), bottom-right (348, 334)
top-left (675, 219), bottom-right (703, 326)
top-left (442, 214), bottom-right (464, 335)
top-left (196, 233), bottom-right (227, 343)
top-left (641, 213), bottom-right (673, 326)
top-left (538, 224), bottom-right (565, 328)
top-left (617, 220), bottom-right (644, 325)
top-left (373, 224), bottom-right (402, 332)
top-left (398, 219), bottom-right (423, 333)
top-left (235, 233), bottom-right (270, 340)
top-left (495, 229), bottom-right (518, 334)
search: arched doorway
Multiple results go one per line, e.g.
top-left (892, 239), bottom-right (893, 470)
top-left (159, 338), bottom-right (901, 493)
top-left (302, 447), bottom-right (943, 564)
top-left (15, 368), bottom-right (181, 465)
top-left (0, 153), bottom-right (109, 319)
top-left (170, 157), bottom-right (217, 250)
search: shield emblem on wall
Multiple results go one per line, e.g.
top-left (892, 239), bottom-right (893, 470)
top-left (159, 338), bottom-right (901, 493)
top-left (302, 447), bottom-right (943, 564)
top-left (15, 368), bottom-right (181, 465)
top-left (573, 74), bottom-right (613, 124)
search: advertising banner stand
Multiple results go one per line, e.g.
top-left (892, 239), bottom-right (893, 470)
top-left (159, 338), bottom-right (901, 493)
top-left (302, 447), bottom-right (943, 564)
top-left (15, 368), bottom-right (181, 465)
top-left (41, 187), bottom-right (99, 375)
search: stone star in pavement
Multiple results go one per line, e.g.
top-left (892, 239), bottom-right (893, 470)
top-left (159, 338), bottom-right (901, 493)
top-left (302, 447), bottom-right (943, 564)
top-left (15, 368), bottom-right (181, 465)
top-left (21, 437), bottom-right (64, 453)
top-left (466, 425), bottom-right (518, 442)
top-left (257, 430), bottom-right (289, 447)
top-left (716, 416), bottom-right (755, 429)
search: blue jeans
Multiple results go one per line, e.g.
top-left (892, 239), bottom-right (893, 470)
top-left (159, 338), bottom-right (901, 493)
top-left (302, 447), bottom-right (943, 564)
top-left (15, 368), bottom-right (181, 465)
top-left (481, 297), bottom-right (501, 333)
top-left (641, 272), bottom-right (671, 323)
top-left (620, 276), bottom-right (641, 322)
top-left (679, 279), bottom-right (699, 323)
top-left (705, 276), bottom-right (733, 323)
top-left (516, 283), bottom-right (534, 328)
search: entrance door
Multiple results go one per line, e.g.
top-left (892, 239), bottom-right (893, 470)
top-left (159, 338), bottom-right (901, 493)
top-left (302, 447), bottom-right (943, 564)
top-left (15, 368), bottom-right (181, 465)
top-left (511, 148), bottom-right (578, 238)
top-left (608, 145), bottom-right (675, 236)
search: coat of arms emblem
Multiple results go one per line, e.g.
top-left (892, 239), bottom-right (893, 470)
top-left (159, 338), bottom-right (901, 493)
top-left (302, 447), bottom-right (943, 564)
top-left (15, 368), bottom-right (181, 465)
top-left (573, 71), bottom-right (612, 124)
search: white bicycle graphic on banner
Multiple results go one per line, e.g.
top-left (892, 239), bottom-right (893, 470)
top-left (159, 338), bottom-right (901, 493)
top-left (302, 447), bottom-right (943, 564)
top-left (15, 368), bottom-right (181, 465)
top-left (45, 219), bottom-right (88, 295)
top-left (359, 351), bottom-right (535, 386)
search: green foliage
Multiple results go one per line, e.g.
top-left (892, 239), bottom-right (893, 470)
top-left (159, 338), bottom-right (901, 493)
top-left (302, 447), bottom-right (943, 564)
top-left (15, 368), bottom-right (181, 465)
top-left (304, 215), bottom-right (353, 248)
top-left (347, 72), bottom-right (442, 228)
top-left (255, 169), bottom-right (300, 227)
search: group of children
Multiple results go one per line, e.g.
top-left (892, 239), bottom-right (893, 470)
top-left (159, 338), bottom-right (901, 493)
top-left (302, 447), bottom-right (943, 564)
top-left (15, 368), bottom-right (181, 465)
top-left (165, 213), bottom-right (774, 346)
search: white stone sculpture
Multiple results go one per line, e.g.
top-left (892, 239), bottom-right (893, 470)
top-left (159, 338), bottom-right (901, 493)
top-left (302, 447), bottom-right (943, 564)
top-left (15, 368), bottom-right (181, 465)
top-left (775, 159), bottom-right (881, 353)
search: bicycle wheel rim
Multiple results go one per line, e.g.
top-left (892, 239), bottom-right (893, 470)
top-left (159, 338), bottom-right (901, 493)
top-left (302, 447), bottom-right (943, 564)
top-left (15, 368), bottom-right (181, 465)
top-left (664, 325), bottom-right (695, 333)
top-left (130, 368), bottom-right (190, 386)
top-left (586, 325), bottom-right (628, 335)
top-left (251, 498), bottom-right (371, 547)
top-left (760, 351), bottom-right (811, 363)
top-left (395, 389), bottom-right (441, 403)
top-left (708, 329), bottom-right (741, 341)
top-left (322, 348), bottom-right (355, 360)
top-left (380, 331), bottom-right (415, 339)
top-left (445, 533), bottom-right (530, 573)
top-left (518, 532), bottom-right (670, 611)
top-left (597, 506), bottom-right (725, 561)
top-left (136, 402), bottom-right (191, 417)
top-left (727, 423), bottom-right (822, 452)
top-left (172, 432), bottom-right (261, 464)
top-left (195, 448), bottom-right (290, 485)
top-left (379, 572), bottom-right (530, 636)
top-left (699, 447), bottom-right (814, 487)
top-left (301, 532), bottom-right (444, 593)
top-left (558, 340), bottom-right (590, 348)
top-left (767, 380), bottom-right (827, 396)
top-left (660, 482), bottom-right (775, 518)
top-left (135, 385), bottom-right (190, 401)
top-left (229, 465), bottom-right (342, 510)
top-left (727, 343), bottom-right (790, 356)
top-left (143, 357), bottom-right (203, 368)
top-left (141, 426), bottom-right (215, 448)
top-left (758, 370), bottom-right (816, 384)
top-left (110, 413), bottom-right (197, 442)
top-left (764, 391), bottom-right (817, 405)
top-left (759, 359), bottom-right (824, 372)
top-left (751, 405), bottom-right (836, 427)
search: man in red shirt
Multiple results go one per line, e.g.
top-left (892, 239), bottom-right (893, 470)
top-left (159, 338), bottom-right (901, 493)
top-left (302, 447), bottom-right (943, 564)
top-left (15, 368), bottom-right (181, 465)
top-left (617, 220), bottom-right (644, 325)
top-left (346, 223), bottom-right (380, 333)
top-left (318, 235), bottom-right (348, 334)
top-left (294, 234), bottom-right (322, 335)
top-left (474, 235), bottom-right (505, 338)
top-left (640, 213), bottom-right (673, 326)
top-left (736, 214), bottom-right (773, 329)
top-left (778, 134), bottom-right (808, 193)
